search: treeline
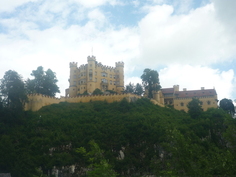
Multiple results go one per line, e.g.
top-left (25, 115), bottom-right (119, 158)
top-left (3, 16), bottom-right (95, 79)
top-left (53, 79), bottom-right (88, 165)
top-left (1, 98), bottom-right (236, 176)
top-left (0, 67), bottom-right (60, 113)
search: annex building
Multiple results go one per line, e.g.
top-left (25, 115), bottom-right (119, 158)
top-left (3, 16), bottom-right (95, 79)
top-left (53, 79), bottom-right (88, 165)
top-left (65, 56), bottom-right (124, 97)
top-left (160, 85), bottom-right (218, 112)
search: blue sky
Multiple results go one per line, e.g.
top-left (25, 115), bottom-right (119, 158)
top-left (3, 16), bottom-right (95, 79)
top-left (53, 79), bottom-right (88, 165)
top-left (0, 0), bottom-right (235, 102)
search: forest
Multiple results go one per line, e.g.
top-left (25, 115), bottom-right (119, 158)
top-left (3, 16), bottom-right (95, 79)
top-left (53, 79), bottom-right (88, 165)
top-left (1, 98), bottom-right (236, 177)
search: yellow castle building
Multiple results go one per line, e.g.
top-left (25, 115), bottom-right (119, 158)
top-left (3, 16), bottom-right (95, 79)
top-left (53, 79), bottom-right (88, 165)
top-left (65, 56), bottom-right (124, 97)
top-left (25, 55), bottom-right (218, 112)
top-left (160, 85), bottom-right (218, 112)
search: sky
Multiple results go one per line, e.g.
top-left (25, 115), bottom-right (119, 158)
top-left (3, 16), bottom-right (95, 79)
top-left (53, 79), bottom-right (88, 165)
top-left (0, 0), bottom-right (236, 102)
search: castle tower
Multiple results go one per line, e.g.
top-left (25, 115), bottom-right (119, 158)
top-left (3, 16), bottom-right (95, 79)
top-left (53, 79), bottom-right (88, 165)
top-left (115, 61), bottom-right (124, 93)
top-left (66, 56), bottom-right (125, 97)
top-left (87, 56), bottom-right (96, 94)
top-left (68, 62), bottom-right (78, 97)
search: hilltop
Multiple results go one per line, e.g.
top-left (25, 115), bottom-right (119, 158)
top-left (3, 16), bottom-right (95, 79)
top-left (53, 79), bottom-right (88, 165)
top-left (0, 98), bottom-right (236, 177)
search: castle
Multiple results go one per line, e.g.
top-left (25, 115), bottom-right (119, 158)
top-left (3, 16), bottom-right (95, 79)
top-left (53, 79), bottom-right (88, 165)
top-left (65, 56), bottom-right (124, 97)
top-left (25, 56), bottom-right (218, 111)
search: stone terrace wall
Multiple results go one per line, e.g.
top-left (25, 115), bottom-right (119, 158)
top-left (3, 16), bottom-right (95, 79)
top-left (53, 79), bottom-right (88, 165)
top-left (25, 93), bottom-right (142, 111)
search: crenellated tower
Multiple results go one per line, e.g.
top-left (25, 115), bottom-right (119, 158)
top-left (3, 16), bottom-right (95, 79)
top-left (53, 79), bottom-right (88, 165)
top-left (68, 62), bottom-right (78, 97)
top-left (115, 61), bottom-right (124, 93)
top-left (87, 55), bottom-right (96, 93)
top-left (65, 56), bottom-right (124, 97)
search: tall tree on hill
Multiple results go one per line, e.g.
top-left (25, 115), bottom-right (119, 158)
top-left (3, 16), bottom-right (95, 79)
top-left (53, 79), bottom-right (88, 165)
top-left (26, 66), bottom-right (60, 97)
top-left (134, 83), bottom-right (143, 96)
top-left (0, 70), bottom-right (28, 111)
top-left (124, 82), bottom-right (135, 94)
top-left (187, 98), bottom-right (203, 119)
top-left (219, 98), bottom-right (235, 117)
top-left (141, 68), bottom-right (161, 98)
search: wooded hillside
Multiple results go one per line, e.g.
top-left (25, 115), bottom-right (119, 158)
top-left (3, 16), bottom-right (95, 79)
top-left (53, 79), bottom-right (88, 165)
top-left (0, 98), bottom-right (236, 176)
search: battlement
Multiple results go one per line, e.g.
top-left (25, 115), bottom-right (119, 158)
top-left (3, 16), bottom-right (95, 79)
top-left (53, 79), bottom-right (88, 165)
top-left (25, 93), bottom-right (142, 111)
top-left (70, 62), bottom-right (77, 68)
top-left (87, 55), bottom-right (96, 61)
top-left (115, 61), bottom-right (124, 67)
top-left (78, 64), bottom-right (88, 70)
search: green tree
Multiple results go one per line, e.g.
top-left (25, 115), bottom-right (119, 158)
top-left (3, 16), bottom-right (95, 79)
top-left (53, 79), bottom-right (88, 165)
top-left (27, 66), bottom-right (60, 97)
top-left (124, 82), bottom-right (135, 94)
top-left (141, 68), bottom-right (161, 98)
top-left (219, 98), bottom-right (235, 117)
top-left (187, 98), bottom-right (203, 119)
top-left (93, 88), bottom-right (103, 95)
top-left (77, 140), bottom-right (117, 177)
top-left (0, 70), bottom-right (28, 111)
top-left (134, 83), bottom-right (143, 96)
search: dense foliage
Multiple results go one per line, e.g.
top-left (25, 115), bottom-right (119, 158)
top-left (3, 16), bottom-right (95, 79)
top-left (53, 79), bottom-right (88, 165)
top-left (141, 68), bottom-right (161, 98)
top-left (219, 98), bottom-right (235, 116)
top-left (0, 98), bottom-right (236, 176)
top-left (26, 66), bottom-right (60, 97)
top-left (0, 70), bottom-right (28, 111)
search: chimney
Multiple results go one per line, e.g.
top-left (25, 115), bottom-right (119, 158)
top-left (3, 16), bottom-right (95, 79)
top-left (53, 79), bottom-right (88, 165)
top-left (183, 88), bottom-right (187, 91)
top-left (201, 87), bottom-right (204, 90)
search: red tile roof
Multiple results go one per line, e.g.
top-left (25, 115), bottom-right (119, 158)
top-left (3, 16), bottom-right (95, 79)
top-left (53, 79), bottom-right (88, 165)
top-left (175, 89), bottom-right (217, 98)
top-left (161, 88), bottom-right (174, 94)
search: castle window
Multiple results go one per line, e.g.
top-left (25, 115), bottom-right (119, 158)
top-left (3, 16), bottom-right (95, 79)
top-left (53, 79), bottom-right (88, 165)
top-left (89, 69), bottom-right (92, 72)
top-left (95, 71), bottom-right (97, 76)
top-left (74, 75), bottom-right (76, 78)
top-left (113, 81), bottom-right (116, 85)
top-left (74, 70), bottom-right (76, 73)
top-left (73, 81), bottom-right (76, 85)
top-left (113, 75), bottom-right (116, 79)
top-left (180, 102), bottom-right (184, 106)
top-left (89, 77), bottom-right (92, 80)
top-left (110, 74), bottom-right (112, 78)
top-left (102, 79), bottom-right (107, 83)
top-left (90, 64), bottom-right (92, 67)
top-left (95, 78), bottom-right (97, 82)
top-left (207, 101), bottom-right (211, 105)
top-left (110, 80), bottom-right (112, 85)
top-left (101, 72), bottom-right (107, 77)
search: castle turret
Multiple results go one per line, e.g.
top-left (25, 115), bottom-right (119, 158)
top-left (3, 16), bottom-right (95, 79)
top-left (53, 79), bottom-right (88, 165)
top-left (115, 61), bottom-right (124, 93)
top-left (68, 62), bottom-right (78, 97)
top-left (87, 56), bottom-right (96, 94)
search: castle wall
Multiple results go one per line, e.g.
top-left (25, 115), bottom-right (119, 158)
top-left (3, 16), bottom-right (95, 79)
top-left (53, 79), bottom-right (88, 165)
top-left (174, 95), bottom-right (218, 112)
top-left (25, 93), bottom-right (142, 111)
top-left (25, 94), bottom-right (63, 112)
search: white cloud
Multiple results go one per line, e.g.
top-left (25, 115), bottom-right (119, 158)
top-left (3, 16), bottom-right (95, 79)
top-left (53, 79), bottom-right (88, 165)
top-left (71, 0), bottom-right (119, 8)
top-left (137, 3), bottom-right (236, 68)
top-left (87, 8), bottom-right (107, 27)
top-left (0, 0), bottom-right (38, 12)
top-left (125, 76), bottom-right (142, 86)
top-left (159, 65), bottom-right (235, 100)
